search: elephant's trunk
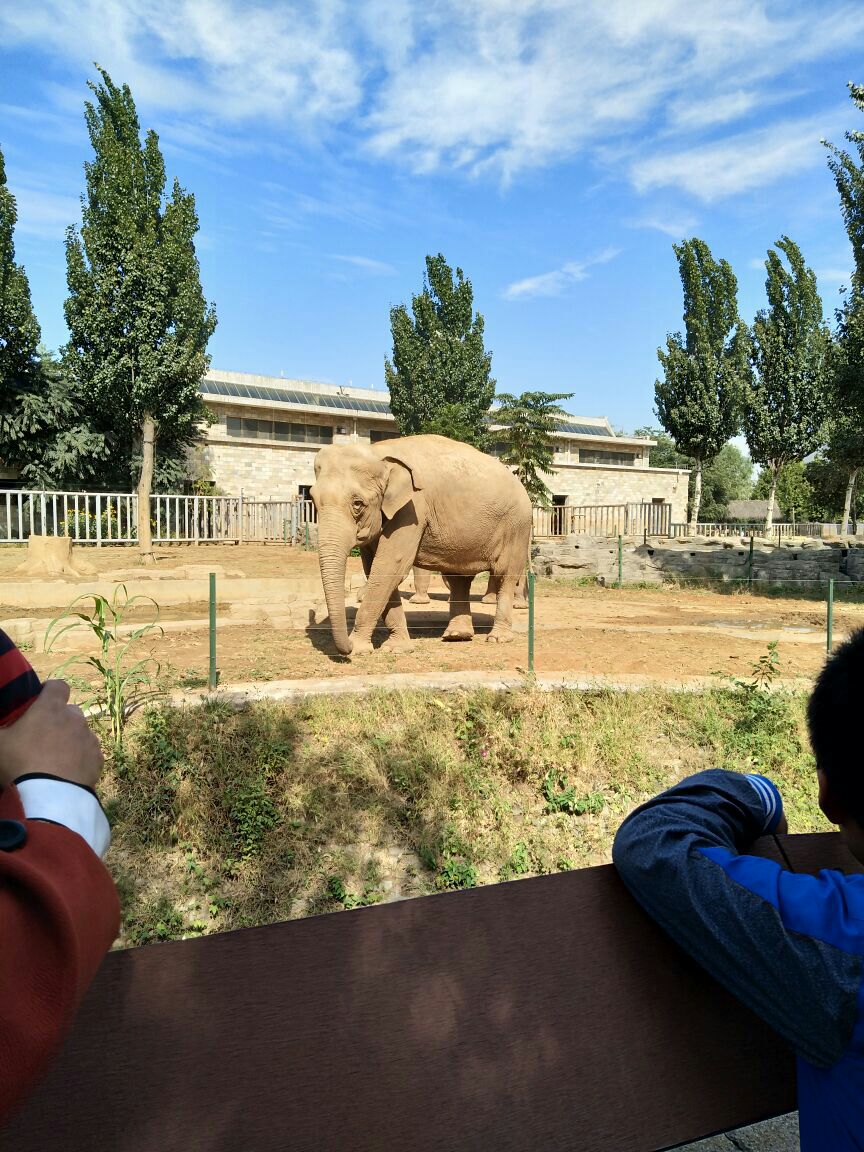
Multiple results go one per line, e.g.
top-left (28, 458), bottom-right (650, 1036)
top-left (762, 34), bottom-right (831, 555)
top-left (317, 516), bottom-right (355, 655)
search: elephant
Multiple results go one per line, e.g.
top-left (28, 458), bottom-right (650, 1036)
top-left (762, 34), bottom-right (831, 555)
top-left (311, 434), bottom-right (533, 656)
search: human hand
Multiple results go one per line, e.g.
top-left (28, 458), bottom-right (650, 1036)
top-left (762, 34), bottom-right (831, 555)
top-left (0, 681), bottom-right (104, 791)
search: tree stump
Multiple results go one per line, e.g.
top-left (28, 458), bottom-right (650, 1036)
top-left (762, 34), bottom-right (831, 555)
top-left (16, 535), bottom-right (97, 577)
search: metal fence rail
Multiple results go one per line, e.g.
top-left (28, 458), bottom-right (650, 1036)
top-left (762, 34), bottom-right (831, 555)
top-left (670, 521), bottom-right (831, 540)
top-left (533, 502), bottom-right (672, 539)
top-left (0, 489), bottom-right (321, 545)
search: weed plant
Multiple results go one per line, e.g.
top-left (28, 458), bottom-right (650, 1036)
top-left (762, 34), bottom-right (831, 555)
top-left (45, 584), bottom-right (164, 750)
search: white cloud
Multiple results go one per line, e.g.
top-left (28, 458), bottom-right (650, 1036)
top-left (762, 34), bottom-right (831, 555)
top-left (503, 247), bottom-right (620, 300)
top-left (330, 255), bottom-right (397, 275)
top-left (630, 115), bottom-right (835, 202)
top-left (3, 0), bottom-right (864, 193)
top-left (628, 214), bottom-right (699, 239)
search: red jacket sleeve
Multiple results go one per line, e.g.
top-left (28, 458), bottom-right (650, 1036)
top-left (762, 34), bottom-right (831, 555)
top-left (0, 784), bottom-right (120, 1118)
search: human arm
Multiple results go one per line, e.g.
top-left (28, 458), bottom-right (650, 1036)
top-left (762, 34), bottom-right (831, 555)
top-left (612, 769), bottom-right (861, 1068)
top-left (0, 636), bottom-right (119, 1116)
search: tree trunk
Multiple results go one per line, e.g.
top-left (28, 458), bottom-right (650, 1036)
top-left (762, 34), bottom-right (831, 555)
top-left (842, 467), bottom-right (859, 536)
top-left (764, 467), bottom-right (778, 534)
top-left (688, 458), bottom-right (702, 533)
top-left (137, 415), bottom-right (155, 566)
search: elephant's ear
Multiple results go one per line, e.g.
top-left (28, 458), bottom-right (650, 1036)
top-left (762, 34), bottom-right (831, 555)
top-left (381, 458), bottom-right (420, 520)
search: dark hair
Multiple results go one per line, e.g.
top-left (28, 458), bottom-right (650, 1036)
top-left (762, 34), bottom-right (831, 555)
top-left (808, 628), bottom-right (864, 824)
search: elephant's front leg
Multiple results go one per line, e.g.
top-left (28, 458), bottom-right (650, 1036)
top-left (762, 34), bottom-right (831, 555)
top-left (443, 575), bottom-right (474, 641)
top-left (351, 522), bottom-right (422, 655)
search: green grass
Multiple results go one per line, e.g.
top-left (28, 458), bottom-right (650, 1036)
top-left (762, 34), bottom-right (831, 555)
top-left (104, 660), bottom-right (828, 947)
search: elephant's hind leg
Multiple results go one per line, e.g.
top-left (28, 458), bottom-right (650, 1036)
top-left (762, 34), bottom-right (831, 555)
top-left (380, 587), bottom-right (415, 652)
top-left (409, 566), bottom-right (432, 605)
top-left (481, 572), bottom-right (499, 604)
top-left (486, 571), bottom-right (518, 644)
top-left (443, 575), bottom-right (474, 641)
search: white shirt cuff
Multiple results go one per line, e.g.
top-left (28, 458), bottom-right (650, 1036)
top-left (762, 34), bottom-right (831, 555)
top-left (15, 778), bottom-right (111, 858)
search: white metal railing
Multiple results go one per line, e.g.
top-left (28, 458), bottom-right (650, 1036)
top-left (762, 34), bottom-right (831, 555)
top-left (669, 521), bottom-right (831, 540)
top-left (533, 502), bottom-right (672, 539)
top-left (0, 490), bottom-right (320, 545)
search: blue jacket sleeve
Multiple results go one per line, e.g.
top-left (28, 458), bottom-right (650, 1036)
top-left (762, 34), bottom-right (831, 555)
top-left (612, 769), bottom-right (862, 1068)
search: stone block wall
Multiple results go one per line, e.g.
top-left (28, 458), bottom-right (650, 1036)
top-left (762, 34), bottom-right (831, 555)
top-left (542, 466), bottom-right (688, 525)
top-left (535, 535), bottom-right (864, 587)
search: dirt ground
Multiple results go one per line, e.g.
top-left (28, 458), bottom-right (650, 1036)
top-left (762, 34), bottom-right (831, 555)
top-left (2, 542), bottom-right (858, 688)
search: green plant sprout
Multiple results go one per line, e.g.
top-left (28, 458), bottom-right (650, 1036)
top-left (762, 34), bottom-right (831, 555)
top-left (45, 584), bottom-right (164, 750)
top-left (542, 771), bottom-right (605, 816)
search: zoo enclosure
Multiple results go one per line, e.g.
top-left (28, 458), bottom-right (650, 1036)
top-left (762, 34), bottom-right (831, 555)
top-left (2, 488), bottom-right (853, 546)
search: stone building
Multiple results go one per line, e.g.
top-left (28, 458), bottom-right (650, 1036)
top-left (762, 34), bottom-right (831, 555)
top-left (198, 369), bottom-right (690, 522)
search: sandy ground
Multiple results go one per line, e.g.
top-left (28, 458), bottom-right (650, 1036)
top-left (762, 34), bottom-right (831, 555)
top-left (3, 542), bottom-right (859, 688)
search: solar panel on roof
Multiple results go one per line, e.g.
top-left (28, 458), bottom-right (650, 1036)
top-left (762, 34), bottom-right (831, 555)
top-left (199, 379), bottom-right (395, 416)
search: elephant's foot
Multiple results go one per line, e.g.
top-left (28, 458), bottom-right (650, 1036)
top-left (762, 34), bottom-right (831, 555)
top-left (443, 618), bottom-right (475, 641)
top-left (350, 637), bottom-right (375, 656)
top-left (481, 593), bottom-right (497, 604)
top-left (409, 593), bottom-right (431, 605)
top-left (485, 630), bottom-right (515, 644)
top-left (382, 634), bottom-right (415, 653)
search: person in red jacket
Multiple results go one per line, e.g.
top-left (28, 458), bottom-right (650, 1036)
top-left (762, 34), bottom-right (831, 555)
top-left (0, 630), bottom-right (119, 1118)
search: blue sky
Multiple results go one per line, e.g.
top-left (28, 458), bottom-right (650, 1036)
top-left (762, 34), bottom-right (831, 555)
top-left (2, 0), bottom-right (864, 433)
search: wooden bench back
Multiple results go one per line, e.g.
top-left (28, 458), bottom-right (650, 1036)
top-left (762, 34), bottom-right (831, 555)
top-left (2, 832), bottom-right (856, 1152)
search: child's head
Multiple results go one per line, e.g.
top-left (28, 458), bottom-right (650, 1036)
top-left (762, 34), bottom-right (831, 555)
top-left (808, 629), bottom-right (864, 834)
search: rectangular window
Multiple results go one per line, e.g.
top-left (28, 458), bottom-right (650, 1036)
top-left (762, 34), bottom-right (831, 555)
top-left (369, 429), bottom-right (398, 443)
top-left (224, 417), bottom-right (333, 444)
top-left (579, 449), bottom-right (637, 466)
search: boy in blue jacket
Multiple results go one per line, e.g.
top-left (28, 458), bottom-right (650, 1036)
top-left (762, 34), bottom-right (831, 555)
top-left (613, 630), bottom-right (864, 1151)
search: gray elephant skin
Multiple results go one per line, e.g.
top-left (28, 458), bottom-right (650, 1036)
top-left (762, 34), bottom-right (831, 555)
top-left (311, 434), bottom-right (533, 656)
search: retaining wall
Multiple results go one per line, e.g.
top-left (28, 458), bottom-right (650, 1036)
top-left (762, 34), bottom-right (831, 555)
top-left (534, 535), bottom-right (864, 587)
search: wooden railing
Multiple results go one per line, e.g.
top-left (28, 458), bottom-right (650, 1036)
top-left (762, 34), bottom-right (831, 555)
top-left (533, 502), bottom-right (672, 539)
top-left (2, 830), bottom-right (849, 1151)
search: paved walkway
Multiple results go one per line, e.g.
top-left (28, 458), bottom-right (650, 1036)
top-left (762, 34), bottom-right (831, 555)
top-left (684, 1113), bottom-right (799, 1150)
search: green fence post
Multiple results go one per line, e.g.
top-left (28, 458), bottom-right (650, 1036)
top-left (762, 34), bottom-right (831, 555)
top-left (209, 572), bottom-right (218, 690)
top-left (748, 536), bottom-right (754, 592)
top-left (527, 569), bottom-right (535, 675)
top-left (618, 534), bottom-right (623, 589)
top-left (304, 522), bottom-right (310, 551)
top-left (827, 578), bottom-right (834, 654)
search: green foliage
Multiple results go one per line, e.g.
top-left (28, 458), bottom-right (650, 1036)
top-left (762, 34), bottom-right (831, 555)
top-left (44, 584), bottom-right (164, 750)
top-left (743, 237), bottom-right (830, 526)
top-left (0, 148), bottom-right (41, 453)
top-left (63, 67), bottom-right (217, 493)
top-left (433, 829), bottom-right (478, 890)
top-left (228, 776), bottom-right (280, 860)
top-left (385, 253), bottom-right (494, 447)
top-left (805, 450), bottom-right (863, 525)
top-left (655, 238), bottom-right (749, 524)
top-left (493, 390), bottom-right (574, 507)
top-left (824, 82), bottom-right (864, 290)
top-left (326, 874), bottom-right (382, 909)
top-left (634, 428), bottom-right (752, 520)
top-left (752, 461), bottom-right (814, 521)
top-left (542, 771), bottom-right (605, 816)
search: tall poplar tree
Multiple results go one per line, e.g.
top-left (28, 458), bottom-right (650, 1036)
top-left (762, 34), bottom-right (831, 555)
top-left (0, 148), bottom-right (41, 466)
top-left (655, 238), bottom-right (748, 530)
top-left (64, 68), bottom-right (216, 560)
top-left (742, 237), bottom-right (829, 530)
top-left (385, 254), bottom-right (494, 447)
top-left (824, 81), bottom-right (864, 533)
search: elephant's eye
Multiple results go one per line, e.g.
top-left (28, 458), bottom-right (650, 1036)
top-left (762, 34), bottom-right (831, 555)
top-left (351, 498), bottom-right (365, 517)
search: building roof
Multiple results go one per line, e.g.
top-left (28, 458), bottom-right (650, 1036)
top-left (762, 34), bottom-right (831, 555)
top-left (201, 370), bottom-right (652, 445)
